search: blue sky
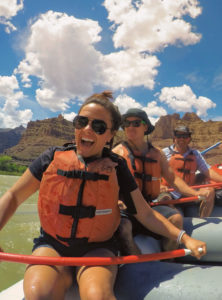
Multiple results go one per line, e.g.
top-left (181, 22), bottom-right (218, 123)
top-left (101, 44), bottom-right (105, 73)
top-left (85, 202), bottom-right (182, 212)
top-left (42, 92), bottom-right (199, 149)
top-left (0, 0), bottom-right (222, 128)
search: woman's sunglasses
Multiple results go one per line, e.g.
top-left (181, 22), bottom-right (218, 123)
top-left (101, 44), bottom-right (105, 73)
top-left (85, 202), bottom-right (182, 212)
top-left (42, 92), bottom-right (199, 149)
top-left (73, 115), bottom-right (110, 135)
top-left (122, 119), bottom-right (145, 128)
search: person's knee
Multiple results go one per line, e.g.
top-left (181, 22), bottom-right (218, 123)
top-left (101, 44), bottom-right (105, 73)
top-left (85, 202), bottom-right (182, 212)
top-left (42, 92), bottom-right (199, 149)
top-left (24, 280), bottom-right (52, 300)
top-left (205, 187), bottom-right (215, 207)
top-left (208, 187), bottom-right (215, 199)
top-left (81, 284), bottom-right (115, 300)
top-left (168, 213), bottom-right (183, 229)
top-left (24, 275), bottom-right (67, 300)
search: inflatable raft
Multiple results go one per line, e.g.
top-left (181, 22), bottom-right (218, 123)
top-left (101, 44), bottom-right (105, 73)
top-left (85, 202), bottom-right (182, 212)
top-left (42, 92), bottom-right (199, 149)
top-left (1, 162), bottom-right (222, 299)
top-left (1, 215), bottom-right (222, 300)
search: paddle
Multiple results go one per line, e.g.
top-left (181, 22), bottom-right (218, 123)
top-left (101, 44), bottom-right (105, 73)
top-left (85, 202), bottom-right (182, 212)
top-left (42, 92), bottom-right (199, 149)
top-left (200, 141), bottom-right (222, 156)
top-left (168, 181), bottom-right (222, 192)
top-left (151, 195), bottom-right (204, 206)
top-left (0, 248), bottom-right (203, 266)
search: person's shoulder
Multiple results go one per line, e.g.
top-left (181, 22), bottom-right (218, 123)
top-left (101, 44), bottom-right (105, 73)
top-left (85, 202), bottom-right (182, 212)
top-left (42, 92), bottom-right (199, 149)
top-left (162, 145), bottom-right (173, 154)
top-left (191, 148), bottom-right (207, 160)
top-left (150, 144), bottom-right (162, 153)
top-left (41, 144), bottom-right (76, 159)
top-left (149, 144), bottom-right (162, 160)
top-left (112, 141), bottom-right (125, 156)
top-left (190, 148), bottom-right (201, 157)
top-left (110, 149), bottom-right (126, 163)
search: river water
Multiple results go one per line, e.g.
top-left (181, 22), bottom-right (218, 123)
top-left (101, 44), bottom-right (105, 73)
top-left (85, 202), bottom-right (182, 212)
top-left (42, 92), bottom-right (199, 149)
top-left (0, 175), bottom-right (40, 292)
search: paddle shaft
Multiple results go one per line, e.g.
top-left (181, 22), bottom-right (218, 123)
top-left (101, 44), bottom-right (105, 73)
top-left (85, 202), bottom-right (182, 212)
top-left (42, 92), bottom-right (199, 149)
top-left (0, 248), bottom-right (195, 266)
top-left (200, 141), bottom-right (222, 156)
top-left (168, 181), bottom-right (222, 192)
top-left (150, 195), bottom-right (202, 206)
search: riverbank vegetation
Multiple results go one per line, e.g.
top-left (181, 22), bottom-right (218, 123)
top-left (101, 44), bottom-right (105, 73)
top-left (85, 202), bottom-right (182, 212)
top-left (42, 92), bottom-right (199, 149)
top-left (0, 155), bottom-right (27, 175)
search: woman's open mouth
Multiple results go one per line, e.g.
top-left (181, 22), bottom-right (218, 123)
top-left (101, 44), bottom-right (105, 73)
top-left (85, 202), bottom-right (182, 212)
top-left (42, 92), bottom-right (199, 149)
top-left (81, 137), bottom-right (94, 147)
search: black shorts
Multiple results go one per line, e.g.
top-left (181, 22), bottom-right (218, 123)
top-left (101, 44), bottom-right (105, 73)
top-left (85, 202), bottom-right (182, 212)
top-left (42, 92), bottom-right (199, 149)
top-left (32, 228), bottom-right (119, 257)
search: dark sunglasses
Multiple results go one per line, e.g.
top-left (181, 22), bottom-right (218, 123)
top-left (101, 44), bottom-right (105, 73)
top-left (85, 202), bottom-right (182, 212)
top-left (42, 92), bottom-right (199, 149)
top-left (175, 133), bottom-right (190, 138)
top-left (73, 115), bottom-right (110, 135)
top-left (122, 119), bottom-right (145, 128)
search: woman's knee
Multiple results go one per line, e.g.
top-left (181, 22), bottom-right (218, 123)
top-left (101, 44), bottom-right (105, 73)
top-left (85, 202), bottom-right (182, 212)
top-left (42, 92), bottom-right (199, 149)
top-left (24, 277), bottom-right (68, 300)
top-left (82, 285), bottom-right (115, 300)
top-left (24, 266), bottom-right (72, 300)
top-left (24, 278), bottom-right (55, 300)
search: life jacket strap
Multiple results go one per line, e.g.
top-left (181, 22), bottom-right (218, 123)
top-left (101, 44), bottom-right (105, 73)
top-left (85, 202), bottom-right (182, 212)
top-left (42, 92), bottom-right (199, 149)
top-left (144, 194), bottom-right (152, 202)
top-left (59, 205), bottom-right (113, 219)
top-left (59, 204), bottom-right (96, 218)
top-left (177, 168), bottom-right (195, 174)
top-left (56, 235), bottom-right (89, 246)
top-left (134, 172), bottom-right (160, 181)
top-left (57, 169), bottom-right (109, 181)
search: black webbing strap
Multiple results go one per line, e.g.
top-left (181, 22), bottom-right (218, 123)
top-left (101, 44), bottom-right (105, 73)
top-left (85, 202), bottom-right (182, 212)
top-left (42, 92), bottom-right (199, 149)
top-left (124, 144), bottom-right (137, 170)
top-left (134, 172), bottom-right (152, 181)
top-left (123, 141), bottom-right (157, 170)
top-left (56, 235), bottom-right (89, 246)
top-left (177, 168), bottom-right (191, 174)
top-left (144, 194), bottom-right (152, 202)
top-left (59, 204), bottom-right (96, 219)
top-left (57, 169), bottom-right (109, 181)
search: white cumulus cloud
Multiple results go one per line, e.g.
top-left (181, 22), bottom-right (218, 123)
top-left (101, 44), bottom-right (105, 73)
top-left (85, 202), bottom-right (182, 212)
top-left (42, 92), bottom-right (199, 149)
top-left (0, 75), bottom-right (32, 128)
top-left (143, 101), bottom-right (167, 124)
top-left (158, 84), bottom-right (216, 116)
top-left (62, 112), bottom-right (77, 122)
top-left (15, 11), bottom-right (104, 111)
top-left (0, 0), bottom-right (24, 33)
top-left (104, 0), bottom-right (202, 52)
top-left (114, 93), bottom-right (167, 124)
top-left (103, 50), bottom-right (160, 90)
top-left (15, 10), bottom-right (162, 113)
top-left (114, 94), bottom-right (142, 114)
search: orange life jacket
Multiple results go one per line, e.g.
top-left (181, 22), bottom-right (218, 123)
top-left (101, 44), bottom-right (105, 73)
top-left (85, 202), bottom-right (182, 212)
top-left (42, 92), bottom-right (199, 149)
top-left (38, 148), bottom-right (120, 247)
top-left (162, 147), bottom-right (197, 186)
top-left (210, 164), bottom-right (222, 184)
top-left (115, 142), bottom-right (161, 201)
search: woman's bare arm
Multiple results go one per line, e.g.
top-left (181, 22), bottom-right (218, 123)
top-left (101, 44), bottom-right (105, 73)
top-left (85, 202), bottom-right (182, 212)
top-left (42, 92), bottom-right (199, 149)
top-left (0, 169), bottom-right (40, 230)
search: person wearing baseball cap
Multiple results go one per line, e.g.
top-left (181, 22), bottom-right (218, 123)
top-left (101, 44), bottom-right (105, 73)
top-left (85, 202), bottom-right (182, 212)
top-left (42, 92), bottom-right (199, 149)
top-left (162, 124), bottom-right (222, 218)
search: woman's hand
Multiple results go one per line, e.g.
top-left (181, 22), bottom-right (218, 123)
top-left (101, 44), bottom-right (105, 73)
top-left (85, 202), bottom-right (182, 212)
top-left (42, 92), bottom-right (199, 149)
top-left (118, 200), bottom-right (127, 210)
top-left (160, 184), bottom-right (169, 193)
top-left (181, 234), bottom-right (207, 260)
top-left (88, 157), bottom-right (118, 173)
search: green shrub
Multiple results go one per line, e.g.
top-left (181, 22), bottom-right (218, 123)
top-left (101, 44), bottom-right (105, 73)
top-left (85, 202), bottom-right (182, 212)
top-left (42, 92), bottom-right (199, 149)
top-left (0, 155), bottom-right (27, 174)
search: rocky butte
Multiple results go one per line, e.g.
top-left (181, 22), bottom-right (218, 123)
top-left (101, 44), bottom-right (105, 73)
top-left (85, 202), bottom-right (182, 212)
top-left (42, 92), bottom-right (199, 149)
top-left (5, 115), bottom-right (74, 164)
top-left (3, 112), bottom-right (222, 166)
